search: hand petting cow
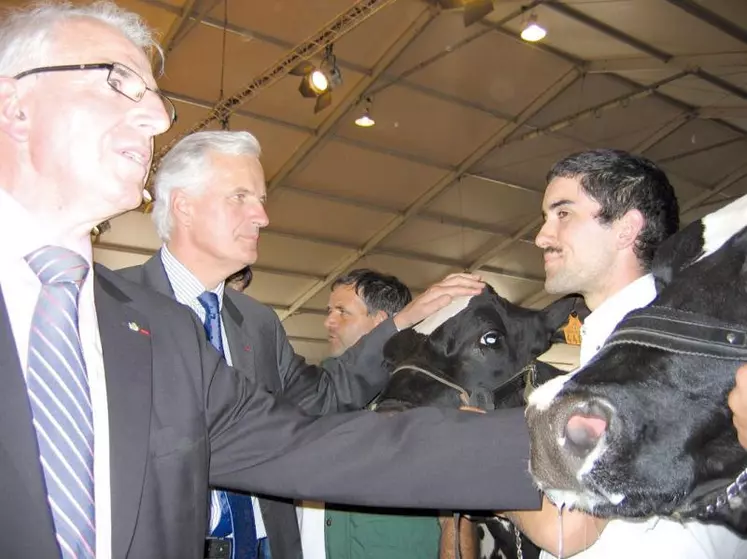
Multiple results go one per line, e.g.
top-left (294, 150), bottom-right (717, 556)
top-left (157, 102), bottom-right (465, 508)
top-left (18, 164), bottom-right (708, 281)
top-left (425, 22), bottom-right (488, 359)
top-left (372, 285), bottom-right (586, 559)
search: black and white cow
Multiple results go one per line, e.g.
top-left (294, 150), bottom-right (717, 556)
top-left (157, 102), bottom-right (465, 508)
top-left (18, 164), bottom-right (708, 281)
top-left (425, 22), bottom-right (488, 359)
top-left (527, 194), bottom-right (747, 532)
top-left (373, 286), bottom-right (587, 559)
top-left (374, 286), bottom-right (584, 413)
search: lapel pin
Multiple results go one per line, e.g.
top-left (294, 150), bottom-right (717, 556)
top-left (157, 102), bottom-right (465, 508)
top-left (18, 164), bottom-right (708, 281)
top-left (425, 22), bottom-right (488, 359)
top-left (127, 321), bottom-right (151, 336)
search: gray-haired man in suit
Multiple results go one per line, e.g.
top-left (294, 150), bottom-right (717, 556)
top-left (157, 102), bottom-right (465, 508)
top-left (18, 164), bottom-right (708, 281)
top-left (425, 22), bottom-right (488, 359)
top-left (118, 129), bottom-right (489, 559)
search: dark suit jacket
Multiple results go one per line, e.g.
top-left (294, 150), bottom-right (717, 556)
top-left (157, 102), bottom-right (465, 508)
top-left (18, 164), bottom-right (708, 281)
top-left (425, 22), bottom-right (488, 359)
top-left (0, 265), bottom-right (538, 559)
top-left (118, 254), bottom-right (398, 559)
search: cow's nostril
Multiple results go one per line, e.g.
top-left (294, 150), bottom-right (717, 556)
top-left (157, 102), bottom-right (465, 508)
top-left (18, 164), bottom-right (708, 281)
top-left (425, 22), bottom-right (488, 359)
top-left (564, 408), bottom-right (608, 457)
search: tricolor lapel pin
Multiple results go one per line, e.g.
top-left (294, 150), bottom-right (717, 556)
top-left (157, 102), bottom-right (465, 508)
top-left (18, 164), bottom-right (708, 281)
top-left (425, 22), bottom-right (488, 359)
top-left (127, 321), bottom-right (150, 336)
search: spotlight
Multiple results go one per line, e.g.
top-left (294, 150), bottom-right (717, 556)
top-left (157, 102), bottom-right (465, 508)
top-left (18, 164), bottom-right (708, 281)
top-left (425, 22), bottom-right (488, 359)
top-left (355, 97), bottom-right (375, 127)
top-left (521, 14), bottom-right (547, 42)
top-left (298, 69), bottom-right (329, 98)
top-left (290, 44), bottom-right (342, 113)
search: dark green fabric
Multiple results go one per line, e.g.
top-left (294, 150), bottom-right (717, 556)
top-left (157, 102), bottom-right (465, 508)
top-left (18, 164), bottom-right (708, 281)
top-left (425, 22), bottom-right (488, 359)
top-left (325, 506), bottom-right (440, 559)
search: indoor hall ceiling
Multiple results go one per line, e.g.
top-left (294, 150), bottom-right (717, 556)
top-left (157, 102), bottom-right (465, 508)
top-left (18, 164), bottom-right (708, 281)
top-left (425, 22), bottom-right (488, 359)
top-left (8, 0), bottom-right (746, 363)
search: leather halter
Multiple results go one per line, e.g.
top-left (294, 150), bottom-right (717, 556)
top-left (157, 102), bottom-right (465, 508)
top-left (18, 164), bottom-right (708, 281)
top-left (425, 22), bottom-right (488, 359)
top-left (602, 304), bottom-right (747, 522)
top-left (605, 305), bottom-right (747, 361)
top-left (370, 363), bottom-right (529, 412)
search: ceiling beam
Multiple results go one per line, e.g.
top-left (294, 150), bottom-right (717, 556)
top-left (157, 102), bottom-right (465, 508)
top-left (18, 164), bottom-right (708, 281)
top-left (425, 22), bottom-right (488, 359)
top-left (587, 52), bottom-right (747, 74)
top-left (275, 67), bottom-right (581, 321)
top-left (633, 111), bottom-right (697, 154)
top-left (262, 227), bottom-right (539, 280)
top-left (152, 0), bottom-right (400, 164)
top-left (662, 0), bottom-right (747, 48)
top-left (278, 183), bottom-right (540, 237)
top-left (160, 0), bottom-right (199, 55)
top-left (680, 161), bottom-right (747, 216)
top-left (366, 0), bottom-right (546, 98)
top-left (544, 0), bottom-right (747, 102)
top-left (699, 107), bottom-right (747, 119)
top-left (660, 136), bottom-right (747, 163)
top-left (545, 0), bottom-right (671, 62)
top-left (266, 8), bottom-right (436, 195)
top-left (164, 0), bottom-right (223, 54)
top-left (513, 72), bottom-right (688, 144)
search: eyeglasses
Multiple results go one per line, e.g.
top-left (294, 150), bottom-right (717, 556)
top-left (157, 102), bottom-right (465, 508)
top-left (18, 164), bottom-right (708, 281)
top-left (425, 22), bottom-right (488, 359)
top-left (14, 62), bottom-right (176, 128)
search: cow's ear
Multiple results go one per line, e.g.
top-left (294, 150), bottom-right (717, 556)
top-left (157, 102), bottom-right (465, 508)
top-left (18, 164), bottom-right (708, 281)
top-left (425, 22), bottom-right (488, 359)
top-left (541, 295), bottom-right (588, 337)
top-left (383, 328), bottom-right (426, 368)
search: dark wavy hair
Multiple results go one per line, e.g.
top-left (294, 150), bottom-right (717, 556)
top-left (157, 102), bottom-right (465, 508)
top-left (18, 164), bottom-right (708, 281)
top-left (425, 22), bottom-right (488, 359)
top-left (547, 149), bottom-right (679, 270)
top-left (332, 269), bottom-right (412, 318)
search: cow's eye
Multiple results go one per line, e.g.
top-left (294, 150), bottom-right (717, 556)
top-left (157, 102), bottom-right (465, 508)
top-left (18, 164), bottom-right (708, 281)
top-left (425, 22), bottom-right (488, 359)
top-left (480, 331), bottom-right (500, 347)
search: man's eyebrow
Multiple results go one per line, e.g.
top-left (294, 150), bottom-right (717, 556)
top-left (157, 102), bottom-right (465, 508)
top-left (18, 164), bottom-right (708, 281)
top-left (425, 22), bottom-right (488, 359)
top-left (548, 199), bottom-right (573, 211)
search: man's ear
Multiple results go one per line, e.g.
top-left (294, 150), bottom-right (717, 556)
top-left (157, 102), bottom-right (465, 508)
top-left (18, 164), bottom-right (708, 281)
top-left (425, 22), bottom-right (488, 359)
top-left (372, 309), bottom-right (388, 326)
top-left (171, 189), bottom-right (194, 228)
top-left (617, 208), bottom-right (644, 250)
top-left (0, 78), bottom-right (30, 142)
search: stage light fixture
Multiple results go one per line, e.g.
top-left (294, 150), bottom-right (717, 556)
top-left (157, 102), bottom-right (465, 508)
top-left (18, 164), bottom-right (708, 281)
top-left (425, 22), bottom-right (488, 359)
top-left (291, 44), bottom-right (342, 113)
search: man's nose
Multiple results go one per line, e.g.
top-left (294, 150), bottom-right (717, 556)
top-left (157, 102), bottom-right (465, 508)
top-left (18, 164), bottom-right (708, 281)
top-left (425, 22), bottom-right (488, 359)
top-left (253, 202), bottom-right (270, 228)
top-left (137, 89), bottom-right (173, 136)
top-left (535, 221), bottom-right (553, 249)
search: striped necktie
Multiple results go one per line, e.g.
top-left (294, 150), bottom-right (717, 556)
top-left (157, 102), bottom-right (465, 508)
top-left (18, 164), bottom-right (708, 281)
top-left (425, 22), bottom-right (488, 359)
top-left (198, 291), bottom-right (258, 559)
top-left (25, 246), bottom-right (95, 558)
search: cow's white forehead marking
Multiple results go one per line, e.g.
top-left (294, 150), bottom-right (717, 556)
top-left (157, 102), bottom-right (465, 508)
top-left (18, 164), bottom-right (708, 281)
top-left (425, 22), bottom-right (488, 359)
top-left (527, 368), bottom-right (580, 412)
top-left (697, 193), bottom-right (747, 263)
top-left (413, 294), bottom-right (474, 335)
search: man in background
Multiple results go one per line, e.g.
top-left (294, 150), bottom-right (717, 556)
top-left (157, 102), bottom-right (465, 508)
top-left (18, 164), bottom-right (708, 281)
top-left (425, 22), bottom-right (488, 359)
top-left (300, 269), bottom-right (442, 559)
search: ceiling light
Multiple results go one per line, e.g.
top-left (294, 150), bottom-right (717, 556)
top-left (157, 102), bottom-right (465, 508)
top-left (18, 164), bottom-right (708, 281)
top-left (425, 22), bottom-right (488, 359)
top-left (355, 111), bottom-right (375, 127)
top-left (290, 44), bottom-right (342, 113)
top-left (521, 14), bottom-right (547, 42)
top-left (355, 97), bottom-right (375, 127)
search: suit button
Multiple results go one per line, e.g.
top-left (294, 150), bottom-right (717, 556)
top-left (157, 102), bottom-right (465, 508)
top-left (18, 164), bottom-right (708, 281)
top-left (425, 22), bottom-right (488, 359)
top-left (326, 518), bottom-right (332, 526)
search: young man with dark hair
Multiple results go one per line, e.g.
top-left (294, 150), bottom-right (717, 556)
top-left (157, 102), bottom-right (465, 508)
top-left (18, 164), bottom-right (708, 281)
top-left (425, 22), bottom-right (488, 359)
top-left (506, 149), bottom-right (746, 559)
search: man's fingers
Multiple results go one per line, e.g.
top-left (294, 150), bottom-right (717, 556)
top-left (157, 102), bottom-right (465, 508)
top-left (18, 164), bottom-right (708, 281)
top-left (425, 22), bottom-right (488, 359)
top-left (728, 364), bottom-right (747, 449)
top-left (393, 274), bottom-right (485, 329)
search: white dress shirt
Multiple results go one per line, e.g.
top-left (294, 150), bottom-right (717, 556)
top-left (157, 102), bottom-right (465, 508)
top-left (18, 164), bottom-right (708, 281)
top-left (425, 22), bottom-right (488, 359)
top-left (0, 189), bottom-right (111, 558)
top-left (160, 245), bottom-right (267, 539)
top-left (540, 273), bottom-right (747, 559)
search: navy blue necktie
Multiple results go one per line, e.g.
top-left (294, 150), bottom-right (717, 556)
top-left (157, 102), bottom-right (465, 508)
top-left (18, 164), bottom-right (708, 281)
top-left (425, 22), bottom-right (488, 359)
top-left (198, 291), bottom-right (258, 559)
top-left (26, 246), bottom-right (95, 559)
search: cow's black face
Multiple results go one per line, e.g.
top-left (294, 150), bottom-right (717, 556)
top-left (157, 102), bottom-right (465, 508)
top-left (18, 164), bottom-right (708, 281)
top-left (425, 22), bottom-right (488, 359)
top-left (373, 285), bottom-right (581, 412)
top-left (527, 198), bottom-right (747, 529)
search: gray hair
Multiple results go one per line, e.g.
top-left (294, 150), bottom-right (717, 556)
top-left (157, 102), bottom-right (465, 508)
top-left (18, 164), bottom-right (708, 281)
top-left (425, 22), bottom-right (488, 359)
top-left (0, 1), bottom-right (161, 76)
top-left (151, 130), bottom-right (262, 241)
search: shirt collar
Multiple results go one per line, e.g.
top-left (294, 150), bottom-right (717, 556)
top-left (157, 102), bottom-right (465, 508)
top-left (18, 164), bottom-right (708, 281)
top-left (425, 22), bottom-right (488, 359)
top-left (582, 274), bottom-right (657, 345)
top-left (160, 244), bottom-right (225, 308)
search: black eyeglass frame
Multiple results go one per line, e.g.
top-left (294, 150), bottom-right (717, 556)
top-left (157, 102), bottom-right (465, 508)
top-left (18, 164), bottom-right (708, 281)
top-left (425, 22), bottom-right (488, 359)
top-left (13, 62), bottom-right (176, 126)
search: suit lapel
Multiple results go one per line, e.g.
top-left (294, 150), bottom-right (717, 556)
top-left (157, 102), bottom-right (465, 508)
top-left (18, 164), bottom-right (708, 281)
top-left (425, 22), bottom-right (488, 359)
top-left (223, 294), bottom-right (259, 385)
top-left (141, 251), bottom-right (176, 298)
top-left (94, 271), bottom-right (153, 558)
top-left (0, 286), bottom-right (58, 547)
